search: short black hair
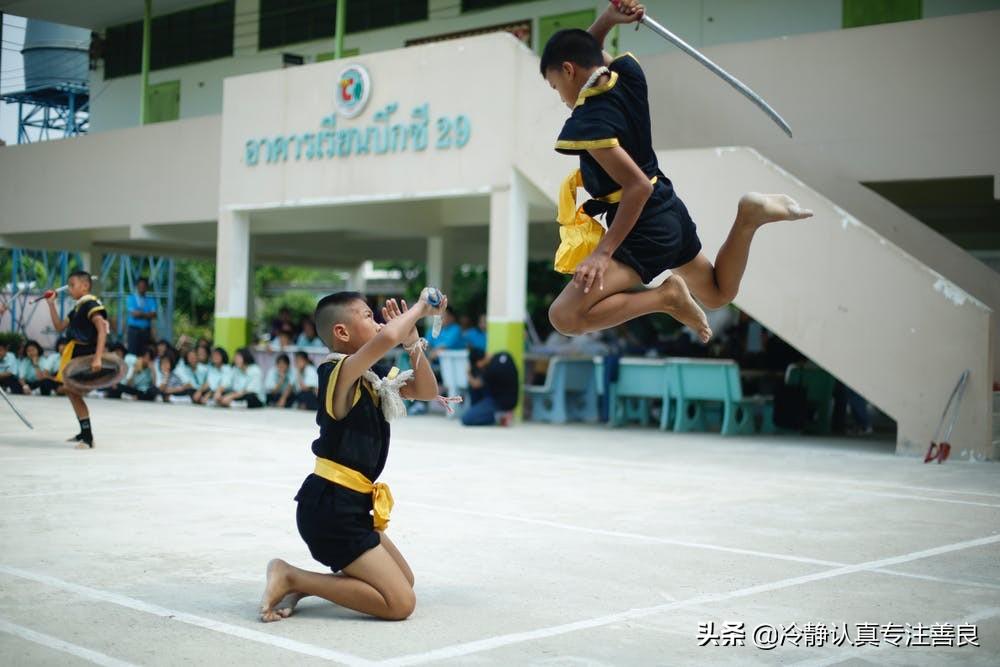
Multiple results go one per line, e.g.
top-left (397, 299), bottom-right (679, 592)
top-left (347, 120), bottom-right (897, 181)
top-left (68, 270), bottom-right (92, 287)
top-left (235, 347), bottom-right (255, 366)
top-left (294, 350), bottom-right (311, 363)
top-left (315, 291), bottom-right (366, 348)
top-left (136, 277), bottom-right (149, 286)
top-left (468, 346), bottom-right (487, 366)
top-left (24, 339), bottom-right (44, 356)
top-left (540, 28), bottom-right (603, 76)
top-left (213, 347), bottom-right (230, 365)
top-left (276, 353), bottom-right (290, 366)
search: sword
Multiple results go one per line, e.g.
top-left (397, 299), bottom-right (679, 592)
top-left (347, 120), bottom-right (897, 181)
top-left (0, 388), bottom-right (34, 430)
top-left (609, 1), bottom-right (793, 138)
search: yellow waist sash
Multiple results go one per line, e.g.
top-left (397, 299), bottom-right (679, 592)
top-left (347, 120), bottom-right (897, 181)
top-left (314, 457), bottom-right (394, 531)
top-left (55, 340), bottom-right (76, 382)
top-left (555, 169), bottom-right (658, 274)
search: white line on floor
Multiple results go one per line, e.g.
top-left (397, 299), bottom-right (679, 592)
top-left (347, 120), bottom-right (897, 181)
top-left (0, 617), bottom-right (138, 667)
top-left (0, 565), bottom-right (373, 666)
top-left (0, 477), bottom-right (292, 499)
top-left (843, 490), bottom-right (1000, 509)
top-left (390, 438), bottom-right (1000, 500)
top-left (375, 533), bottom-right (1000, 666)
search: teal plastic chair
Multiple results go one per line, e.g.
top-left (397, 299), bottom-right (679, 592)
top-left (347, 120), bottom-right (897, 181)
top-left (607, 359), bottom-right (674, 429)
top-left (670, 360), bottom-right (759, 436)
top-left (526, 357), bottom-right (599, 423)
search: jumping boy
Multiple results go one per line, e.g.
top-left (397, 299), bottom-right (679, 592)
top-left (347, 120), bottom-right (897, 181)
top-left (47, 271), bottom-right (107, 448)
top-left (259, 291), bottom-right (445, 622)
top-left (542, 1), bottom-right (812, 343)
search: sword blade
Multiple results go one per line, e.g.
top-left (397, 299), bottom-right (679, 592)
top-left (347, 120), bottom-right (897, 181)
top-left (0, 388), bottom-right (34, 430)
top-left (637, 13), bottom-right (793, 138)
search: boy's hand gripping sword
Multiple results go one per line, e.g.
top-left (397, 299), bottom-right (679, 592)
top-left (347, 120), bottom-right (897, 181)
top-left (609, 1), bottom-right (793, 138)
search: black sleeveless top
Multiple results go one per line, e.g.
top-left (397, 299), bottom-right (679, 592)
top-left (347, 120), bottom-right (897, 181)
top-left (67, 295), bottom-right (106, 345)
top-left (554, 53), bottom-right (671, 201)
top-left (296, 358), bottom-right (391, 509)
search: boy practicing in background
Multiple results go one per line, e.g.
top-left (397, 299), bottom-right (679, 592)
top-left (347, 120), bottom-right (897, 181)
top-left (259, 291), bottom-right (444, 622)
top-left (46, 271), bottom-right (108, 448)
top-left (543, 1), bottom-right (812, 343)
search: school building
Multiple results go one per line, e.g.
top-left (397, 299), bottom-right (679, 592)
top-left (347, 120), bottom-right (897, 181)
top-left (0, 0), bottom-right (998, 458)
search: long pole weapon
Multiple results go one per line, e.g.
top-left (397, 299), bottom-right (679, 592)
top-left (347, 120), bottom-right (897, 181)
top-left (610, 1), bottom-right (793, 137)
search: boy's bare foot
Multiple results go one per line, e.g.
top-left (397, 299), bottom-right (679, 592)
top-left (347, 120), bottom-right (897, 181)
top-left (738, 192), bottom-right (813, 228)
top-left (275, 592), bottom-right (307, 618)
top-left (659, 275), bottom-right (712, 343)
top-left (260, 559), bottom-right (294, 622)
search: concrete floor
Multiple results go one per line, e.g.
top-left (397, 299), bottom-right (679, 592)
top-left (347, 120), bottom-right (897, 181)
top-left (0, 395), bottom-right (998, 667)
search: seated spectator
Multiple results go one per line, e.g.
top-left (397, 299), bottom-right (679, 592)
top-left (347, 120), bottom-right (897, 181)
top-left (269, 323), bottom-right (296, 351)
top-left (155, 339), bottom-right (171, 362)
top-left (102, 343), bottom-right (131, 399)
top-left (462, 314), bottom-right (487, 351)
top-left (0, 339), bottom-right (21, 394)
top-left (295, 318), bottom-right (324, 349)
top-left (427, 309), bottom-right (465, 357)
top-left (462, 348), bottom-right (519, 427)
top-left (156, 352), bottom-right (193, 402)
top-left (217, 347), bottom-right (264, 408)
top-left (291, 350), bottom-right (319, 410)
top-left (178, 348), bottom-right (208, 395)
top-left (119, 346), bottom-right (158, 401)
top-left (43, 339), bottom-right (67, 393)
top-left (199, 347), bottom-right (234, 405)
top-left (18, 340), bottom-right (59, 396)
top-left (265, 353), bottom-right (295, 407)
top-left (270, 306), bottom-right (295, 340)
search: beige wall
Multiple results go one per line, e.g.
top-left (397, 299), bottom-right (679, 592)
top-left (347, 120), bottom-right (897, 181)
top-left (666, 147), bottom-right (995, 459)
top-left (642, 11), bottom-right (1000, 377)
top-left (0, 115), bottom-right (220, 240)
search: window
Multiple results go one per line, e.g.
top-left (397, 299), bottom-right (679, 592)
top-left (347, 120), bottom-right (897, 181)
top-left (259, 0), bottom-right (428, 51)
top-left (103, 1), bottom-right (234, 79)
top-left (462, 0), bottom-right (533, 12)
top-left (843, 0), bottom-right (922, 28)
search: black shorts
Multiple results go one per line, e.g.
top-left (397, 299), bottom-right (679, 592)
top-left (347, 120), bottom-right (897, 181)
top-left (295, 474), bottom-right (380, 572)
top-left (600, 182), bottom-right (703, 284)
top-left (71, 342), bottom-right (96, 358)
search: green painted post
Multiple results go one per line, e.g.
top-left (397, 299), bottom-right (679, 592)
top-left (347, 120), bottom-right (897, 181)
top-left (334, 0), bottom-right (346, 59)
top-left (139, 0), bottom-right (152, 125)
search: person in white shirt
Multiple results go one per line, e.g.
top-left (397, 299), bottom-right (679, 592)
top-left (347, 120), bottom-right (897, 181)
top-left (291, 350), bottom-right (319, 410)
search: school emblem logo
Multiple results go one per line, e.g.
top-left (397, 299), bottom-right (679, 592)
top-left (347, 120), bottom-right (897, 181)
top-left (335, 64), bottom-right (371, 118)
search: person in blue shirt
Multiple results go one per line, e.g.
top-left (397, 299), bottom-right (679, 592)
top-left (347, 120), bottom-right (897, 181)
top-left (0, 339), bottom-right (24, 394)
top-left (291, 350), bottom-right (320, 410)
top-left (217, 347), bottom-right (265, 408)
top-left (296, 318), bottom-right (325, 349)
top-left (126, 277), bottom-right (158, 355)
top-left (17, 340), bottom-right (60, 396)
top-left (426, 308), bottom-right (465, 358)
top-left (461, 313), bottom-right (487, 351)
top-left (265, 353), bottom-right (295, 407)
top-left (177, 348), bottom-right (208, 395)
top-left (119, 346), bottom-right (158, 401)
top-left (203, 347), bottom-right (236, 405)
top-left (156, 352), bottom-right (191, 402)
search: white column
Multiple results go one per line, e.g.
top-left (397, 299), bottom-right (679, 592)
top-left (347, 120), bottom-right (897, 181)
top-left (350, 261), bottom-right (370, 293)
top-left (214, 208), bottom-right (251, 350)
top-left (487, 170), bottom-right (529, 327)
top-left (426, 236), bottom-right (444, 291)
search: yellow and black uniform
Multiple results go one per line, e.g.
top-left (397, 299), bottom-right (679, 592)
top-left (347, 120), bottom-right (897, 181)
top-left (56, 294), bottom-right (106, 382)
top-left (555, 53), bottom-right (702, 284)
top-left (294, 357), bottom-right (392, 572)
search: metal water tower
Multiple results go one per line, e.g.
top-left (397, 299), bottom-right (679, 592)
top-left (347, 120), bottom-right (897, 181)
top-left (1, 19), bottom-right (90, 143)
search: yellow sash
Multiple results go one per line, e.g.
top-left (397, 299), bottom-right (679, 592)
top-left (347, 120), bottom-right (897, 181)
top-left (314, 457), bottom-right (394, 531)
top-left (55, 340), bottom-right (76, 382)
top-left (555, 169), bottom-right (606, 274)
top-left (554, 170), bottom-right (659, 274)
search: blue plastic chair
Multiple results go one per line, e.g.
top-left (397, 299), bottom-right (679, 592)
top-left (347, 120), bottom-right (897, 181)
top-left (526, 357), bottom-right (599, 423)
